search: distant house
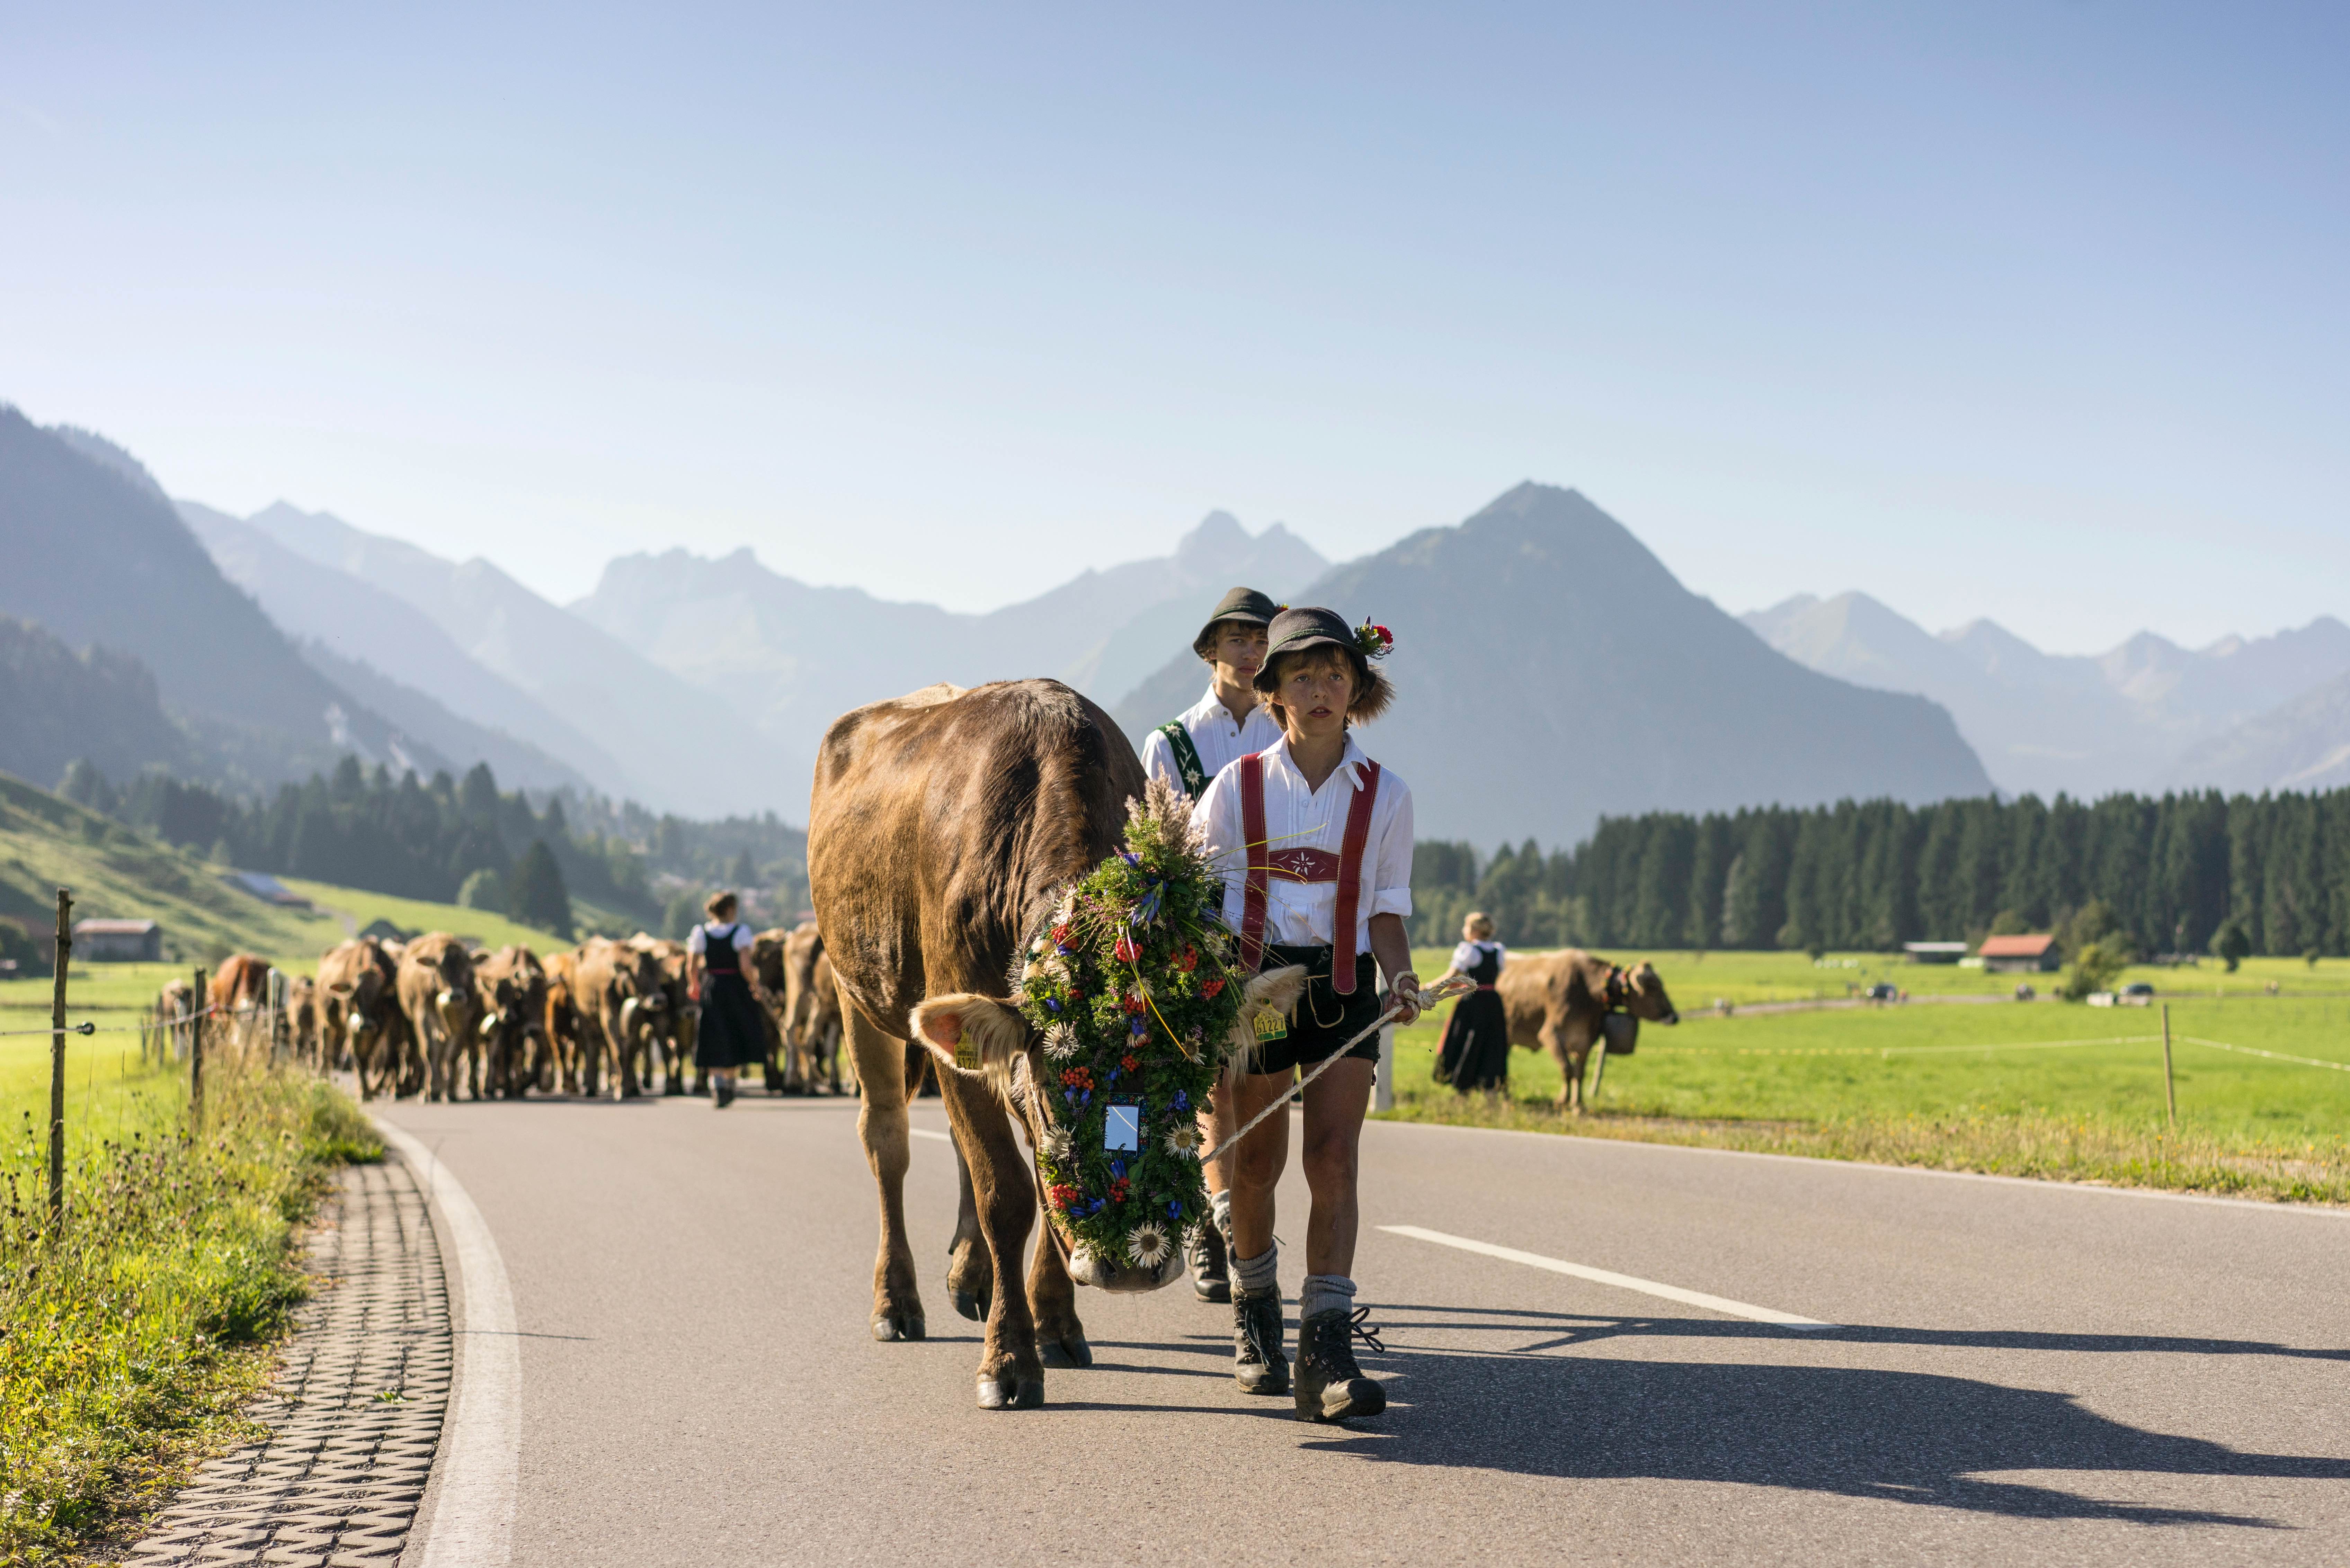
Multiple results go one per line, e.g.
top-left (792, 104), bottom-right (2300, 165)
top-left (75, 918), bottom-right (163, 963)
top-left (1903, 942), bottom-right (1969, 965)
top-left (1978, 934), bottom-right (2062, 974)
top-left (224, 870), bottom-right (315, 910)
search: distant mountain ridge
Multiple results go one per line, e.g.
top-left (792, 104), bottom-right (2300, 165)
top-left (565, 511), bottom-right (1328, 802)
top-left (1746, 591), bottom-right (2350, 797)
top-left (1116, 484), bottom-right (1994, 844)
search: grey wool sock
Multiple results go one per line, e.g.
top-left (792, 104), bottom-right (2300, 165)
top-left (1234, 1244), bottom-right (1279, 1297)
top-left (1299, 1273), bottom-right (1356, 1321)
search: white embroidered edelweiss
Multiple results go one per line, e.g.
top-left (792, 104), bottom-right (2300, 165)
top-left (1126, 1221), bottom-right (1173, 1270)
top-left (1042, 1021), bottom-right (1079, 1060)
top-left (1163, 1123), bottom-right (1201, 1158)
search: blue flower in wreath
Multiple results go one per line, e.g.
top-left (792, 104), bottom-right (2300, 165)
top-left (1128, 1015), bottom-right (1148, 1039)
top-left (1166, 1200), bottom-right (1183, 1220)
top-left (1119, 850), bottom-right (1139, 867)
top-left (1085, 1198), bottom-right (1107, 1216)
top-left (1171, 1090), bottom-right (1190, 1113)
top-left (1043, 996), bottom-right (1062, 1014)
top-left (1110, 1157), bottom-right (1127, 1180)
top-left (1130, 882), bottom-right (1164, 926)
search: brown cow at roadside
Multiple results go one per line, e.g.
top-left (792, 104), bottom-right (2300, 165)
top-left (397, 933), bottom-right (483, 1102)
top-left (1496, 949), bottom-right (1679, 1113)
top-left (208, 954), bottom-right (274, 1066)
top-left (748, 928), bottom-right (795, 1092)
top-left (474, 945), bottom-right (550, 1098)
top-left (810, 679), bottom-right (1307, 1410)
top-left (571, 935), bottom-right (668, 1099)
top-left (542, 948), bottom-right (588, 1094)
top-left (318, 938), bottom-right (410, 1098)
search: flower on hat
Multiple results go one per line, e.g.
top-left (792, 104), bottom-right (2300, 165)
top-left (1355, 619), bottom-right (1395, 660)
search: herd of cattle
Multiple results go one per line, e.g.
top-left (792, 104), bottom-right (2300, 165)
top-left (154, 923), bottom-right (851, 1102)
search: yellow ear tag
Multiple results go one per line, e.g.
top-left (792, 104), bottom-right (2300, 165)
top-left (1252, 1009), bottom-right (1288, 1043)
top-left (954, 1032), bottom-right (980, 1072)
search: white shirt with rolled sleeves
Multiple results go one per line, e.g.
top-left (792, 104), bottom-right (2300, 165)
top-left (685, 920), bottom-right (755, 957)
top-left (1189, 732), bottom-right (1414, 957)
top-left (1140, 685), bottom-right (1287, 799)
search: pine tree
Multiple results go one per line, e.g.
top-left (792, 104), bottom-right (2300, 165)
top-left (508, 840), bottom-right (575, 939)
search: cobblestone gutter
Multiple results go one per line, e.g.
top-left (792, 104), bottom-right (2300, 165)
top-left (118, 1157), bottom-right (452, 1567)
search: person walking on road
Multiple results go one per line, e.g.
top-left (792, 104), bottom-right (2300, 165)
top-left (686, 891), bottom-right (767, 1109)
top-left (1433, 912), bottom-right (1510, 1095)
top-left (1141, 585), bottom-right (1286, 1305)
top-left (1192, 605), bottom-right (1421, 1422)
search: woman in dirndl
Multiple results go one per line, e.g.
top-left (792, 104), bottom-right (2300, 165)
top-left (1433, 911), bottom-right (1509, 1095)
top-left (685, 890), bottom-right (768, 1108)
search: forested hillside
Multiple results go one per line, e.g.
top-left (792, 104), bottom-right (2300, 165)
top-left (1414, 788), bottom-right (2350, 960)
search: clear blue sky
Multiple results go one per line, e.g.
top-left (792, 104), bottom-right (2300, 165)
top-left (4, 2), bottom-right (2343, 651)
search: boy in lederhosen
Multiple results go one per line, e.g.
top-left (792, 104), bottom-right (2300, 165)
top-left (1141, 586), bottom-right (1285, 1304)
top-left (1191, 606), bottom-right (1421, 1422)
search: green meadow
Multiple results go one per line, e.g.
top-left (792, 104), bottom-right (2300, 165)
top-left (1389, 947), bottom-right (2350, 1202)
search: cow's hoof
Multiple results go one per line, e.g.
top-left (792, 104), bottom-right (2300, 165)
top-left (871, 1311), bottom-right (926, 1343)
top-left (951, 1288), bottom-right (991, 1323)
top-left (1039, 1332), bottom-right (1092, 1370)
top-left (977, 1375), bottom-right (1045, 1410)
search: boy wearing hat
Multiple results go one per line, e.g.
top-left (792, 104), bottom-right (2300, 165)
top-left (1191, 605), bottom-right (1421, 1422)
top-left (1141, 586), bottom-right (1287, 1304)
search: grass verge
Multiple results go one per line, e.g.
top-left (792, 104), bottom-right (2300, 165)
top-left (0, 1058), bottom-right (381, 1564)
top-left (1379, 994), bottom-right (2350, 1205)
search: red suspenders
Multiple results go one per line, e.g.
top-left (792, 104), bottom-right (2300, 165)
top-left (1236, 752), bottom-right (1383, 994)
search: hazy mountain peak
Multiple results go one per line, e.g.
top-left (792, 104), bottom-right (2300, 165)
top-left (1174, 509), bottom-right (1249, 564)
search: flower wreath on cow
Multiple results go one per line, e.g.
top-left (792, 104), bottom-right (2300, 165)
top-left (1009, 778), bottom-right (1302, 1282)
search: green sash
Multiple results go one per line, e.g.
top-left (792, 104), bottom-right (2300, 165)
top-left (1155, 720), bottom-right (1209, 797)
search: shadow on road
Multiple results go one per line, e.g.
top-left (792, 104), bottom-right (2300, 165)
top-left (1277, 1308), bottom-right (2350, 1525)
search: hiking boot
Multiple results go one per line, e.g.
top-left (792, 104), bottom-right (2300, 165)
top-left (714, 1077), bottom-right (737, 1108)
top-left (1232, 1287), bottom-right (1289, 1396)
top-left (1294, 1306), bottom-right (1386, 1422)
top-left (1187, 1218), bottom-right (1230, 1303)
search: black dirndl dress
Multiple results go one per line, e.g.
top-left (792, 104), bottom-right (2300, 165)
top-left (695, 923), bottom-right (768, 1070)
top-left (1435, 943), bottom-right (1510, 1093)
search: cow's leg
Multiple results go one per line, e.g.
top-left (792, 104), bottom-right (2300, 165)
top-left (1543, 1026), bottom-right (1581, 1113)
top-left (936, 1070), bottom-right (1043, 1410)
top-left (1028, 1207), bottom-right (1090, 1370)
top-left (946, 1142), bottom-right (994, 1323)
top-left (846, 1003), bottom-right (924, 1342)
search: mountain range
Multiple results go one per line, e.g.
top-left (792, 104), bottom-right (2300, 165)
top-left (9, 397), bottom-right (2346, 845)
top-left (1744, 592), bottom-right (2350, 799)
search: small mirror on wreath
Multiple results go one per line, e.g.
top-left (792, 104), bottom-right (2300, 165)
top-left (1104, 1101), bottom-right (1141, 1152)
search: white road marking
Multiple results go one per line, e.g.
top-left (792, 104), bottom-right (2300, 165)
top-left (910, 1127), bottom-right (953, 1143)
top-left (376, 1120), bottom-right (519, 1568)
top-left (1379, 1224), bottom-right (1832, 1327)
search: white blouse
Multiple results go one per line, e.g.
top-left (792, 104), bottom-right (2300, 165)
top-left (1140, 685), bottom-right (1287, 798)
top-left (1190, 733), bottom-right (1414, 955)
top-left (686, 921), bottom-right (755, 956)
top-left (1450, 939), bottom-right (1506, 974)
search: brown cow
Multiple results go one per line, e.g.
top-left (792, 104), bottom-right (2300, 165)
top-left (1496, 950), bottom-right (1680, 1112)
top-left (286, 974), bottom-right (320, 1068)
top-left (810, 680), bottom-right (1304, 1410)
top-left (208, 954), bottom-right (274, 1067)
top-left (151, 977), bottom-right (198, 1063)
top-left (542, 948), bottom-right (588, 1094)
top-left (754, 921), bottom-right (845, 1094)
top-left (474, 946), bottom-right (550, 1098)
top-left (629, 935), bottom-right (699, 1095)
top-left (318, 938), bottom-right (410, 1099)
top-left (748, 927), bottom-right (795, 1092)
top-left (397, 933), bottom-right (483, 1102)
top-left (571, 935), bottom-right (668, 1099)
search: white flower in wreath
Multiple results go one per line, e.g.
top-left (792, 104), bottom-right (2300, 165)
top-left (1163, 1123), bottom-right (1201, 1159)
top-left (1043, 1021), bottom-right (1080, 1060)
top-left (1126, 1221), bottom-right (1174, 1270)
top-left (1040, 1126), bottom-right (1074, 1164)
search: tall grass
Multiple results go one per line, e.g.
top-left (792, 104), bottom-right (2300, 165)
top-left (0, 1063), bottom-right (379, 1565)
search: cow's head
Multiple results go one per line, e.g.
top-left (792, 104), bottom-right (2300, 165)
top-left (1621, 960), bottom-right (1679, 1025)
top-left (615, 943), bottom-right (669, 1039)
top-left (908, 963), bottom-right (1310, 1295)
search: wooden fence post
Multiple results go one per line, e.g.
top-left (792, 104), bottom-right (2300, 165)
top-left (191, 965), bottom-right (207, 1130)
top-left (2161, 1002), bottom-right (2177, 1126)
top-left (48, 888), bottom-right (72, 1217)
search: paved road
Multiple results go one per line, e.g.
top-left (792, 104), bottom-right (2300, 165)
top-left (377, 1092), bottom-right (2350, 1567)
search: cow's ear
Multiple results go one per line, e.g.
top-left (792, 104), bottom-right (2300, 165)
top-left (910, 993), bottom-right (1027, 1079)
top-left (1222, 965), bottom-right (1309, 1083)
